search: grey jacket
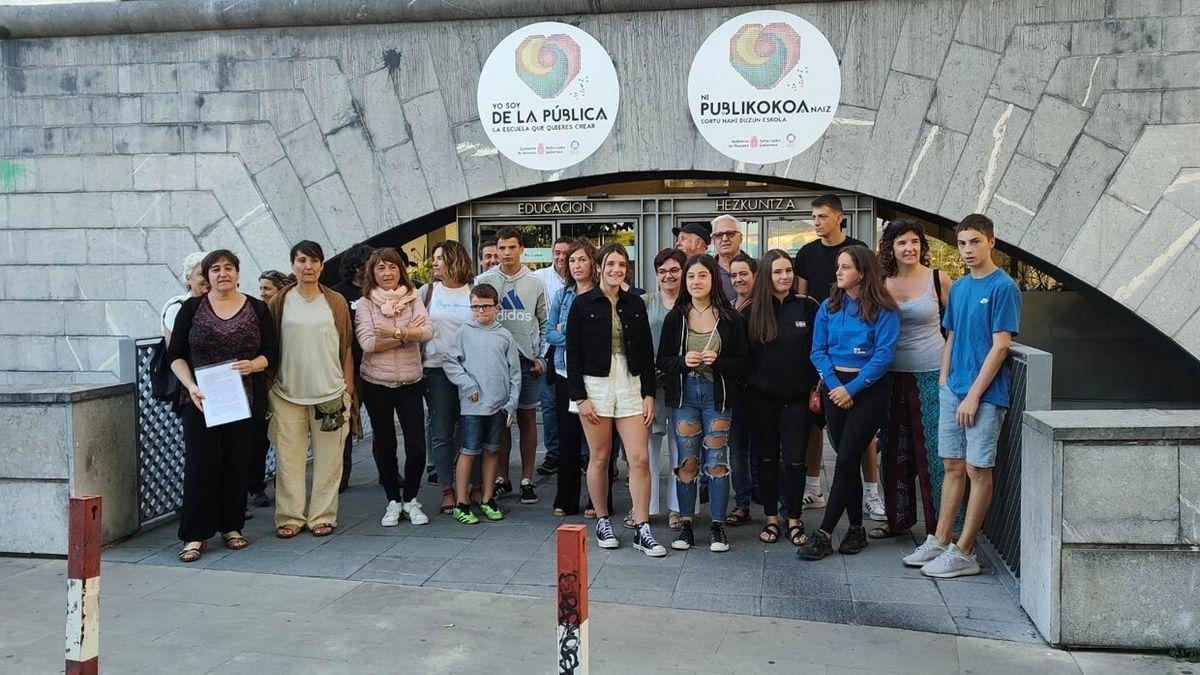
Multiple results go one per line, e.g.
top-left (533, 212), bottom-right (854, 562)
top-left (442, 320), bottom-right (522, 416)
top-left (474, 265), bottom-right (548, 363)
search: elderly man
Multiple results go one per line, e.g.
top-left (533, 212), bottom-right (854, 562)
top-left (711, 214), bottom-right (746, 301)
top-left (673, 222), bottom-right (711, 259)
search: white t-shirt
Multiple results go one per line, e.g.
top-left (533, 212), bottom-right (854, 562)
top-left (161, 293), bottom-right (190, 333)
top-left (532, 267), bottom-right (566, 356)
top-left (423, 282), bottom-right (474, 369)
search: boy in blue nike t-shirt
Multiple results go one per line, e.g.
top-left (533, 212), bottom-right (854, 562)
top-left (903, 214), bottom-right (1021, 579)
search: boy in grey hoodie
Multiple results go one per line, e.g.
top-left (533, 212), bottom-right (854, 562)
top-left (474, 227), bottom-right (549, 503)
top-left (442, 284), bottom-right (523, 524)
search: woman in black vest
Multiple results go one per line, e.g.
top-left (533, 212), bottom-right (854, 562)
top-left (744, 249), bottom-right (819, 546)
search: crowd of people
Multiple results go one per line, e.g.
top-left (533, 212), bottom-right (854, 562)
top-left (162, 194), bottom-right (1020, 579)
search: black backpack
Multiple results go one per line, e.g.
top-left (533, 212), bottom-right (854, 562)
top-left (149, 337), bottom-right (180, 403)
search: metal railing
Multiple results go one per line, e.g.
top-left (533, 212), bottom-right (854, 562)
top-left (133, 337), bottom-right (186, 525)
top-left (979, 344), bottom-right (1052, 580)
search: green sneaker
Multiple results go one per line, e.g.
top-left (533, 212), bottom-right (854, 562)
top-left (479, 499), bottom-right (504, 521)
top-left (452, 504), bottom-right (479, 525)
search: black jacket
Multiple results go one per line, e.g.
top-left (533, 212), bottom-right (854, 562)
top-left (743, 294), bottom-right (820, 400)
top-left (656, 305), bottom-right (747, 412)
top-left (166, 294), bottom-right (279, 419)
top-left (565, 287), bottom-right (657, 402)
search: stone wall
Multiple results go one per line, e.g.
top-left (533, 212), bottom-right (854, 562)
top-left (1021, 409), bottom-right (1200, 649)
top-left (1, 0), bottom-right (1199, 382)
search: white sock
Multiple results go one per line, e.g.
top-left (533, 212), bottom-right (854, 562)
top-left (805, 476), bottom-right (821, 492)
top-left (521, 478), bottom-right (533, 486)
top-left (863, 482), bottom-right (878, 498)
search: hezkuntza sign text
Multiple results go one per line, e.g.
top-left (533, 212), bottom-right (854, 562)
top-left (477, 22), bottom-right (620, 172)
top-left (688, 10), bottom-right (840, 164)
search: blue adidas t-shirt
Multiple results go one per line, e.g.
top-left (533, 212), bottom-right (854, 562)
top-left (943, 268), bottom-right (1021, 408)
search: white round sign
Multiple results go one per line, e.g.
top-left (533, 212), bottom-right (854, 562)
top-left (477, 22), bottom-right (620, 172)
top-left (687, 10), bottom-right (841, 164)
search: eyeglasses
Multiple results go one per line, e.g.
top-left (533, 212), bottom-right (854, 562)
top-left (470, 304), bottom-right (497, 311)
top-left (711, 231), bottom-right (740, 240)
top-left (656, 268), bottom-right (681, 276)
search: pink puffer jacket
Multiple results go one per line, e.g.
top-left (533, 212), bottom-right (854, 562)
top-left (355, 292), bottom-right (434, 385)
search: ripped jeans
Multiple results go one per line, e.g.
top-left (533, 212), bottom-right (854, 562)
top-left (671, 374), bottom-right (731, 522)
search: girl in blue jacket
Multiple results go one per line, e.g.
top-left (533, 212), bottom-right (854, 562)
top-left (800, 245), bottom-right (900, 561)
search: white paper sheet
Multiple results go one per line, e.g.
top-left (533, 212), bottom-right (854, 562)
top-left (193, 361), bottom-right (251, 428)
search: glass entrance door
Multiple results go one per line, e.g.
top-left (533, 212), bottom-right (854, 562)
top-left (559, 219), bottom-right (639, 283)
top-left (765, 215), bottom-right (817, 255)
top-left (476, 221), bottom-right (554, 272)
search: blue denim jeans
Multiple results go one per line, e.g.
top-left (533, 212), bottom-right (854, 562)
top-left (540, 377), bottom-right (559, 461)
top-left (672, 375), bottom-right (731, 522)
top-left (729, 407), bottom-right (752, 510)
top-left (424, 368), bottom-right (461, 488)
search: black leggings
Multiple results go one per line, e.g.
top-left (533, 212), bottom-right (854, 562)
top-left (751, 396), bottom-right (810, 518)
top-left (361, 379), bottom-right (427, 503)
top-left (178, 405), bottom-right (252, 542)
top-left (820, 371), bottom-right (888, 534)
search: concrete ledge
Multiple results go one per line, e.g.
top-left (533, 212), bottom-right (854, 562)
top-left (0, 383), bottom-right (136, 554)
top-left (0, 0), bottom-right (776, 38)
top-left (1024, 409), bottom-right (1200, 441)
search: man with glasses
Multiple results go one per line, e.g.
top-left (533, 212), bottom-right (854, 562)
top-left (711, 214), bottom-right (745, 302)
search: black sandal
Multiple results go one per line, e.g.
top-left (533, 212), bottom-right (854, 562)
top-left (788, 523), bottom-right (807, 547)
top-left (868, 523), bottom-right (910, 539)
top-left (725, 507), bottom-right (751, 526)
top-left (759, 522), bottom-right (781, 544)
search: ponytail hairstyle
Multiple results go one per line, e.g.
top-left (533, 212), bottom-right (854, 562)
top-left (827, 245), bottom-right (898, 324)
top-left (747, 249), bottom-right (795, 345)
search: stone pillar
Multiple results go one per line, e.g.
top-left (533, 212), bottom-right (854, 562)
top-left (1021, 409), bottom-right (1200, 649)
top-left (0, 384), bottom-right (138, 555)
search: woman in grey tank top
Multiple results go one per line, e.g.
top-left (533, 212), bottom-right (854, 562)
top-left (874, 222), bottom-right (961, 539)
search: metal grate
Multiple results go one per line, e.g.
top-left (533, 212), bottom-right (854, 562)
top-left (134, 338), bottom-right (186, 525)
top-left (981, 355), bottom-right (1028, 578)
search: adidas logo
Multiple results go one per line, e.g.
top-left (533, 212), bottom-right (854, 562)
top-left (500, 289), bottom-right (526, 310)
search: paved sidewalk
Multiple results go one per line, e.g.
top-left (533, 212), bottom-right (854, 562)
top-left (104, 436), bottom-right (1039, 642)
top-left (0, 558), bottom-right (1190, 674)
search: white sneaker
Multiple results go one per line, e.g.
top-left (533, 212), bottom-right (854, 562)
top-left (402, 498), bottom-right (429, 525)
top-left (864, 492), bottom-right (886, 522)
top-left (920, 543), bottom-right (980, 578)
top-left (802, 490), bottom-right (826, 510)
top-left (902, 534), bottom-right (946, 567)
top-left (380, 500), bottom-right (402, 527)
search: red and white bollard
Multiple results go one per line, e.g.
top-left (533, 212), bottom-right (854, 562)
top-left (555, 524), bottom-right (589, 675)
top-left (65, 495), bottom-right (101, 675)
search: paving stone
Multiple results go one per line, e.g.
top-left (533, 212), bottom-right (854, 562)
top-left (113, 124), bottom-right (185, 154)
top-left (675, 562), bottom-right (763, 596)
top-left (939, 98), bottom-right (1030, 220)
top-left (90, 95), bottom-right (143, 124)
top-left (854, 601), bottom-right (957, 634)
top-left (275, 551), bottom-right (374, 580)
top-left (1017, 95), bottom-right (1090, 168)
top-left (349, 68), bottom-right (408, 151)
top-left (197, 91), bottom-right (260, 123)
top-left (952, 616), bottom-right (1046, 643)
top-left (591, 562), bottom-right (680, 593)
top-left (937, 580), bottom-right (1021, 610)
top-left (761, 596), bottom-right (855, 624)
top-left (349, 555), bottom-right (447, 585)
top-left (849, 575), bottom-right (944, 605)
top-left (499, 584), bottom-right (556, 598)
top-left (508, 557), bottom-right (600, 587)
top-left (1117, 53), bottom-right (1200, 90)
top-left (927, 42), bottom-right (1002, 134)
top-left (1084, 91), bottom-right (1162, 151)
top-left (40, 97), bottom-right (93, 126)
top-left (857, 72), bottom-right (936, 200)
top-left (281, 120), bottom-right (336, 187)
top-left (761, 568), bottom-right (851, 600)
top-left (671, 591), bottom-right (761, 616)
top-left (204, 550), bottom-right (302, 575)
top-left (379, 536), bottom-right (471, 559)
top-left (427, 557), bottom-right (522, 585)
top-left (1071, 17), bottom-right (1164, 54)
top-left (890, 0), bottom-right (962, 79)
top-left (81, 154), bottom-right (134, 192)
top-left (1019, 134), bottom-right (1124, 263)
top-left (588, 588), bottom-right (674, 608)
top-left (141, 92), bottom-right (202, 123)
top-left (421, 581), bottom-right (508, 594)
top-left (457, 536), bottom-right (542, 562)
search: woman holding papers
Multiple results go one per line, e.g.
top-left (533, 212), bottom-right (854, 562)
top-left (168, 249), bottom-right (278, 563)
